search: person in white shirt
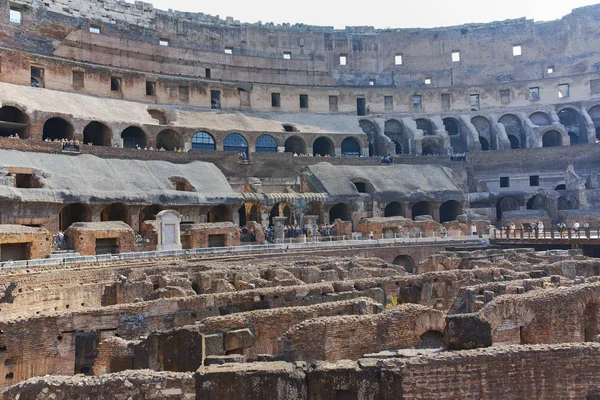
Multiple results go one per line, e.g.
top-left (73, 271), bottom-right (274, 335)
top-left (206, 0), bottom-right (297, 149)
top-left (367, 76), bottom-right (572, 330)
top-left (573, 220), bottom-right (581, 237)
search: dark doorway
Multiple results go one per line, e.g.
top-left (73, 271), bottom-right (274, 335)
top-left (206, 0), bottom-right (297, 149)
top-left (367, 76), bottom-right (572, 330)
top-left (269, 203), bottom-right (292, 226)
top-left (412, 201), bottom-right (433, 220)
top-left (496, 197), bottom-right (520, 221)
top-left (356, 98), bottom-right (366, 116)
top-left (139, 205), bottom-right (164, 229)
top-left (393, 255), bottom-right (415, 273)
top-left (208, 234), bottom-right (226, 247)
top-left (542, 130), bottom-right (562, 147)
top-left (313, 137), bottom-right (334, 157)
top-left (238, 206), bottom-right (246, 227)
top-left (558, 108), bottom-right (586, 145)
top-left (507, 135), bottom-right (520, 149)
top-left (208, 205), bottom-right (231, 223)
top-left (156, 130), bottom-right (181, 151)
top-left (95, 238), bottom-right (119, 255)
top-left (0, 106), bottom-right (29, 138)
top-left (0, 243), bottom-right (29, 261)
top-left (284, 136), bottom-right (306, 154)
top-left (121, 127), bottom-right (147, 149)
top-left (43, 118), bottom-right (74, 141)
top-left (416, 118), bottom-right (433, 136)
top-left (101, 203), bottom-right (131, 226)
top-left (341, 137), bottom-right (361, 156)
top-left (479, 136), bottom-right (490, 151)
top-left (60, 203), bottom-right (92, 231)
top-left (83, 121), bottom-right (111, 146)
top-left (439, 200), bottom-right (462, 223)
top-left (329, 203), bottom-right (351, 223)
top-left (384, 202), bottom-right (403, 217)
top-left (419, 331), bottom-right (445, 348)
top-left (74, 331), bottom-right (99, 375)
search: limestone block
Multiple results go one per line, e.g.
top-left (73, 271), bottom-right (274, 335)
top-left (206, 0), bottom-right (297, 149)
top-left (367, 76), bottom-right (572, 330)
top-left (224, 329), bottom-right (255, 351)
top-left (203, 333), bottom-right (225, 357)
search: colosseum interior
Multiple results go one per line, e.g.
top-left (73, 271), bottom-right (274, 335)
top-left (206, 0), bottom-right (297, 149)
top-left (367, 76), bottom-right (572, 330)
top-left (1, 0), bottom-right (600, 398)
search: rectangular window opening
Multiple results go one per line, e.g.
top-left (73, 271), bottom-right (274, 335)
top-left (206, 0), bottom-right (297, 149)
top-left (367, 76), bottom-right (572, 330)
top-left (9, 8), bottom-right (21, 25)
top-left (513, 45), bottom-right (522, 56)
top-left (205, 68), bottom-right (211, 79)
top-left (530, 175), bottom-right (540, 187)
top-left (146, 81), bottom-right (156, 96)
top-left (299, 94), bottom-right (309, 109)
top-left (547, 66), bottom-right (554, 74)
top-left (72, 70), bottom-right (84, 88)
top-left (89, 25), bottom-right (101, 34)
top-left (558, 83), bottom-right (570, 99)
top-left (210, 90), bottom-right (221, 109)
top-left (529, 87), bottom-right (540, 101)
top-left (500, 177), bottom-right (510, 188)
top-left (340, 54), bottom-right (347, 66)
top-left (110, 77), bottom-right (121, 92)
top-left (178, 85), bottom-right (189, 102)
top-left (159, 39), bottom-right (169, 47)
top-left (368, 79), bottom-right (376, 86)
top-left (224, 47), bottom-right (233, 54)
top-left (394, 54), bottom-right (403, 65)
top-left (30, 67), bottom-right (44, 88)
top-left (384, 95), bottom-right (393, 110)
top-left (441, 93), bottom-right (451, 111)
top-left (329, 95), bottom-right (338, 112)
top-left (500, 89), bottom-right (510, 105)
top-left (424, 78), bottom-right (432, 85)
top-left (283, 51), bottom-right (291, 60)
top-left (470, 94), bottom-right (480, 111)
top-left (412, 95), bottom-right (422, 109)
top-left (271, 92), bottom-right (281, 108)
top-left (452, 51), bottom-right (460, 62)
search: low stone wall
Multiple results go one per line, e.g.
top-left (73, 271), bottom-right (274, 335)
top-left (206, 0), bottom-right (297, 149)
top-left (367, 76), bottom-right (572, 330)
top-left (65, 221), bottom-right (136, 256)
top-left (281, 304), bottom-right (445, 362)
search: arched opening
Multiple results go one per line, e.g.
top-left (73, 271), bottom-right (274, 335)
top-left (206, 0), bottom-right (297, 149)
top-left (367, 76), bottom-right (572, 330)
top-left (121, 127), bottom-right (147, 149)
top-left (529, 111), bottom-right (551, 126)
top-left (313, 136), bottom-right (334, 157)
top-left (499, 114), bottom-right (525, 149)
top-left (223, 133), bottom-right (249, 156)
top-left (239, 203), bottom-right (260, 226)
top-left (0, 106), bottom-right (29, 138)
top-left (443, 117), bottom-right (466, 153)
top-left (542, 130), bottom-right (562, 147)
top-left (341, 137), bottom-right (361, 157)
top-left (555, 184), bottom-right (566, 191)
top-left (359, 119), bottom-right (378, 156)
top-left (415, 118), bottom-right (433, 136)
top-left (588, 105), bottom-right (600, 140)
top-left (558, 108), bottom-right (587, 145)
top-left (419, 331), bottom-right (445, 349)
top-left (207, 205), bottom-right (231, 223)
top-left (329, 203), bottom-right (351, 224)
top-left (269, 202), bottom-right (292, 226)
top-left (352, 180), bottom-right (370, 193)
top-left (139, 205), bottom-right (164, 229)
top-left (284, 135), bottom-right (306, 154)
top-left (526, 195), bottom-right (551, 216)
top-left (472, 116), bottom-right (495, 150)
top-left (238, 206), bottom-right (246, 227)
top-left (156, 130), bottom-right (181, 151)
top-left (479, 136), bottom-right (490, 151)
top-left (412, 201), bottom-right (433, 220)
top-left (384, 119), bottom-right (408, 155)
top-left (393, 255), bottom-right (415, 273)
top-left (507, 135), bottom-right (520, 149)
top-left (422, 137), bottom-right (443, 155)
top-left (59, 203), bottom-right (92, 231)
top-left (255, 134), bottom-right (277, 153)
top-left (384, 201), bottom-right (403, 217)
top-left (248, 204), bottom-right (260, 223)
top-left (101, 203), bottom-right (131, 226)
top-left (439, 200), bottom-right (462, 223)
top-left (557, 195), bottom-right (579, 211)
top-left (584, 303), bottom-right (599, 342)
top-left (43, 117), bottom-right (74, 141)
top-left (496, 196), bottom-right (520, 221)
top-left (83, 121), bottom-right (111, 146)
top-left (191, 131), bottom-right (216, 150)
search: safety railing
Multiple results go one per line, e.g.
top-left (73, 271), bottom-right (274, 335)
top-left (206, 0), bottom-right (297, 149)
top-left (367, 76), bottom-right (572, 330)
top-left (491, 227), bottom-right (600, 241)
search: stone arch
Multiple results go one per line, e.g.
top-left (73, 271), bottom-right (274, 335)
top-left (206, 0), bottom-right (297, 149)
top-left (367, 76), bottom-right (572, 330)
top-left (479, 136), bottom-right (490, 151)
top-left (499, 114), bottom-right (525, 148)
top-left (0, 106), bottom-right (30, 138)
top-left (507, 135), bottom-right (520, 149)
top-left (557, 195), bottom-right (579, 211)
top-left (269, 202), bottom-right (292, 226)
top-left (329, 203), bottom-right (351, 223)
top-left (542, 130), bottom-right (563, 147)
top-left (496, 196), bottom-right (520, 221)
top-left (43, 117), bottom-right (74, 141)
top-left (139, 205), bottom-right (164, 229)
top-left (443, 117), bottom-right (466, 153)
top-left (412, 201), bottom-right (433, 220)
top-left (384, 201), bottom-right (403, 217)
top-left (555, 184), bottom-right (566, 191)
top-left (384, 119), bottom-right (409, 155)
top-left (558, 107), bottom-right (587, 145)
top-left (588, 105), bottom-right (600, 140)
top-left (418, 330), bottom-right (445, 349)
top-left (393, 255), bottom-right (415, 273)
top-left (256, 134), bottom-right (278, 153)
top-left (350, 178), bottom-right (372, 194)
top-left (207, 205), bottom-right (232, 223)
top-left (59, 203), bottom-right (92, 231)
top-left (284, 135), bottom-right (306, 154)
top-left (359, 119), bottom-right (378, 156)
top-left (83, 121), bottom-right (111, 146)
top-left (121, 126), bottom-right (147, 149)
top-left (191, 131), bottom-right (216, 150)
top-left (439, 200), bottom-right (462, 223)
top-left (156, 129), bottom-right (181, 151)
top-left (471, 116), bottom-right (495, 150)
top-left (341, 137), bottom-right (361, 156)
top-left (526, 194), bottom-right (553, 217)
top-left (313, 136), bottom-right (334, 157)
top-left (529, 111), bottom-right (551, 126)
top-left (223, 133), bottom-right (249, 156)
top-left (101, 203), bottom-right (131, 226)
top-left (415, 118), bottom-right (433, 136)
top-left (422, 137), bottom-right (444, 155)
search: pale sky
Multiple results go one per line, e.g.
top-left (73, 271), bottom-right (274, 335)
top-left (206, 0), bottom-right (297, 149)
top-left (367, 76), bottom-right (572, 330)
top-left (144, 0), bottom-right (600, 29)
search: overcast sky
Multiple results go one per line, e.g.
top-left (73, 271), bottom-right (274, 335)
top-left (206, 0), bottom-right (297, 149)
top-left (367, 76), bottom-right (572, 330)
top-left (144, 0), bottom-right (600, 29)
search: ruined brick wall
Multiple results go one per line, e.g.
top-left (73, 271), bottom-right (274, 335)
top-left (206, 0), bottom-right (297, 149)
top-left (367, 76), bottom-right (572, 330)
top-left (281, 304), bottom-right (445, 362)
top-left (65, 222), bottom-right (135, 256)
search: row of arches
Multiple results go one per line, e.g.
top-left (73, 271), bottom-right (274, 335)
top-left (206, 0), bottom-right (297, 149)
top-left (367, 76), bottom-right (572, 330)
top-left (496, 193), bottom-right (580, 221)
top-left (383, 200), bottom-right (462, 223)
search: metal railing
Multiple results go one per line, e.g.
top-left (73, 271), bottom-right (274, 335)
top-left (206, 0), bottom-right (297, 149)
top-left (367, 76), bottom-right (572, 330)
top-left (0, 233), bottom-right (483, 270)
top-left (491, 227), bottom-right (600, 241)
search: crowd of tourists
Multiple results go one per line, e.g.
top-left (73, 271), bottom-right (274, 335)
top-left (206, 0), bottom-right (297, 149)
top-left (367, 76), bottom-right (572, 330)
top-left (501, 220), bottom-right (591, 238)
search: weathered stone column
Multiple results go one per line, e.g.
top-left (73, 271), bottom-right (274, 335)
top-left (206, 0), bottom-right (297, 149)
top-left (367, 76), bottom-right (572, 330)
top-left (273, 217), bottom-right (287, 243)
top-left (303, 215), bottom-right (318, 239)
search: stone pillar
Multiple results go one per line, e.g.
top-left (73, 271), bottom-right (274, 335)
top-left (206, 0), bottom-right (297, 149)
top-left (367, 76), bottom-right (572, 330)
top-left (273, 217), bottom-right (287, 243)
top-left (303, 215), bottom-right (318, 239)
top-left (156, 210), bottom-right (182, 251)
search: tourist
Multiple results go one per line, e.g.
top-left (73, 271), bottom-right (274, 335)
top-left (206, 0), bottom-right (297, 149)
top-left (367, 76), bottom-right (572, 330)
top-left (439, 225), bottom-right (447, 239)
top-left (537, 220), bottom-right (544, 238)
top-left (369, 231), bottom-right (374, 240)
top-left (584, 221), bottom-right (591, 238)
top-left (471, 223), bottom-right (477, 237)
top-left (573, 220), bottom-right (581, 237)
